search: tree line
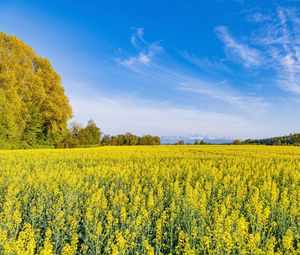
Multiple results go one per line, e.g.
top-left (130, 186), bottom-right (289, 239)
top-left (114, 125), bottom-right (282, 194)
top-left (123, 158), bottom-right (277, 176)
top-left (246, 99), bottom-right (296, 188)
top-left (240, 133), bottom-right (300, 146)
top-left (56, 120), bottom-right (161, 148)
top-left (101, 133), bottom-right (160, 146)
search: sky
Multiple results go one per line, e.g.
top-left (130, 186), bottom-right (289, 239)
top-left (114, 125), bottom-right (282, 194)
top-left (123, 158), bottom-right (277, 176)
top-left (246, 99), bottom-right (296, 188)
top-left (1, 0), bottom-right (300, 139)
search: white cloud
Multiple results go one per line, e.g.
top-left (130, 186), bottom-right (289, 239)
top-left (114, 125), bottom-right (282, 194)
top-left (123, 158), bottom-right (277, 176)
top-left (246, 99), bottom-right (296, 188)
top-left (215, 26), bottom-right (262, 67)
top-left (180, 50), bottom-right (231, 74)
top-left (247, 12), bottom-right (272, 23)
top-left (130, 27), bottom-right (145, 48)
top-left (68, 88), bottom-right (257, 138)
top-left (254, 8), bottom-right (300, 94)
top-left (178, 81), bottom-right (269, 113)
top-left (117, 27), bottom-right (163, 70)
top-left (115, 28), bottom-right (269, 114)
top-left (216, 7), bottom-right (300, 96)
top-left (275, 8), bottom-right (300, 94)
top-left (117, 52), bottom-right (151, 68)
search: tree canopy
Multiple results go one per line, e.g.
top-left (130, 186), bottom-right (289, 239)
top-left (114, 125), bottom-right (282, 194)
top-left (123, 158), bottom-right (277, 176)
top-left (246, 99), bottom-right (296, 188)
top-left (242, 133), bottom-right (300, 146)
top-left (66, 120), bottom-right (102, 146)
top-left (0, 32), bottom-right (72, 147)
top-left (100, 133), bottom-right (161, 146)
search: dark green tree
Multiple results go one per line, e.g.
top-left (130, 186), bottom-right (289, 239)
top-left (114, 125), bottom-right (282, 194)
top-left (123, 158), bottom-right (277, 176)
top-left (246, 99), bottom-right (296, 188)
top-left (68, 120), bottom-right (101, 146)
top-left (101, 134), bottom-right (111, 145)
top-left (84, 119), bottom-right (101, 144)
top-left (233, 139), bottom-right (241, 145)
top-left (124, 132), bottom-right (138, 145)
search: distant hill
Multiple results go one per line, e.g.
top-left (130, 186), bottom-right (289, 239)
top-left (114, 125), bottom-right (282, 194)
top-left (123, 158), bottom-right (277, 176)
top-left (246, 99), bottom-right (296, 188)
top-left (242, 133), bottom-right (300, 145)
top-left (160, 134), bottom-right (233, 144)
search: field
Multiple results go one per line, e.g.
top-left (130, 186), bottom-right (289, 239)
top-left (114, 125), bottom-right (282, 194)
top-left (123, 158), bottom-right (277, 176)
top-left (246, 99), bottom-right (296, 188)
top-left (0, 145), bottom-right (299, 254)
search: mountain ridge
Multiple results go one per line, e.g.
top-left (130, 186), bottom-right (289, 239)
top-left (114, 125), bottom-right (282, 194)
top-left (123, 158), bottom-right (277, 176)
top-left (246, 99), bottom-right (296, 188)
top-left (160, 134), bottom-right (233, 144)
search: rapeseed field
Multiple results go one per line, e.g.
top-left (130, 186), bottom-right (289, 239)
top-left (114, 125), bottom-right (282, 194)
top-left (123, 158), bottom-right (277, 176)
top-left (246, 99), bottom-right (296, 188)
top-left (0, 145), bottom-right (299, 254)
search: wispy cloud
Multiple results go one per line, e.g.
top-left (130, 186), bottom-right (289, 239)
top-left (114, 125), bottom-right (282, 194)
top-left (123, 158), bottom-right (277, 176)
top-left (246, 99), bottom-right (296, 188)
top-left (178, 80), bottom-right (269, 113)
top-left (115, 28), bottom-right (269, 114)
top-left (215, 26), bottom-right (262, 67)
top-left (270, 8), bottom-right (300, 94)
top-left (116, 27), bottom-right (163, 70)
top-left (130, 27), bottom-right (146, 48)
top-left (251, 7), bottom-right (300, 94)
top-left (247, 11), bottom-right (272, 23)
top-left (117, 52), bottom-right (151, 67)
top-left (216, 7), bottom-right (300, 95)
top-left (180, 50), bottom-right (232, 75)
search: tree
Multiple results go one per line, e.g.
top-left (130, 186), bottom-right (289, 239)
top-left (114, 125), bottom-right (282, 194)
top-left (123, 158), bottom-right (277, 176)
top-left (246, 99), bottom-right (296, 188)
top-left (152, 136), bottom-right (161, 145)
top-left (101, 134), bottom-right (111, 145)
top-left (124, 132), bottom-right (138, 145)
top-left (84, 120), bottom-right (101, 144)
top-left (139, 135), bottom-right (161, 145)
top-left (67, 120), bottom-right (101, 146)
top-left (115, 134), bottom-right (126, 146)
top-left (194, 139), bottom-right (200, 145)
top-left (233, 139), bottom-right (241, 145)
top-left (0, 32), bottom-right (72, 146)
top-left (70, 122), bottom-right (83, 140)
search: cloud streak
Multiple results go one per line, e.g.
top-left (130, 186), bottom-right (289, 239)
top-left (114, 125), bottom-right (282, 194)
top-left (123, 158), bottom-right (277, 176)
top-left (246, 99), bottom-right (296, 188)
top-left (178, 81), bottom-right (269, 113)
top-left (217, 7), bottom-right (300, 95)
top-left (215, 26), bottom-right (262, 67)
top-left (180, 50), bottom-right (232, 75)
top-left (116, 27), bottom-right (268, 115)
top-left (130, 27), bottom-right (146, 48)
top-left (267, 8), bottom-right (300, 94)
top-left (117, 27), bottom-right (163, 70)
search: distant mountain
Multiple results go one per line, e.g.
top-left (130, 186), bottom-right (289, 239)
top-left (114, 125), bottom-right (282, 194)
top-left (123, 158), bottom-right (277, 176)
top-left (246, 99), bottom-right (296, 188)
top-left (160, 134), bottom-right (233, 144)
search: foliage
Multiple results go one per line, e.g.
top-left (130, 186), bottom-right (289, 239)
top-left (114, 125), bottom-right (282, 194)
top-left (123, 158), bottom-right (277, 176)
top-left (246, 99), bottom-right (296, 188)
top-left (243, 133), bottom-right (300, 146)
top-left (138, 135), bottom-right (160, 145)
top-left (194, 139), bottom-right (208, 145)
top-left (0, 145), bottom-right (299, 254)
top-left (101, 133), bottom-right (160, 146)
top-left (0, 32), bottom-right (72, 147)
top-left (233, 139), bottom-right (241, 145)
top-left (63, 120), bottom-right (102, 146)
top-left (76, 120), bottom-right (101, 145)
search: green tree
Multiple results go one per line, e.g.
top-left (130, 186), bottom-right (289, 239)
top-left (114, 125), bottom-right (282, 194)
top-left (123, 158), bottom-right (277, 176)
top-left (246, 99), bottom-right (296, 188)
top-left (124, 132), bottom-right (138, 145)
top-left (233, 139), bottom-right (241, 145)
top-left (139, 135), bottom-right (161, 145)
top-left (68, 120), bottom-right (101, 146)
top-left (101, 134), bottom-right (111, 145)
top-left (83, 119), bottom-right (101, 144)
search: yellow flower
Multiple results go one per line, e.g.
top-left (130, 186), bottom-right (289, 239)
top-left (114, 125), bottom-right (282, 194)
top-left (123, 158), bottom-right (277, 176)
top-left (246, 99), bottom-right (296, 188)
top-left (282, 229), bottom-right (294, 253)
top-left (39, 229), bottom-right (54, 255)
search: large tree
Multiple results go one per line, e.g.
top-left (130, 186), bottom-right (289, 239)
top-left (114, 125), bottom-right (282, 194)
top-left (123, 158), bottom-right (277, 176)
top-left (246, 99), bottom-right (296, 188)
top-left (0, 32), bottom-right (72, 146)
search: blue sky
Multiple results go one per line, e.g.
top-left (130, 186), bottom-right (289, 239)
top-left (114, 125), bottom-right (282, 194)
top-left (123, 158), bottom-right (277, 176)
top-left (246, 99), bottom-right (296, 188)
top-left (1, 0), bottom-right (300, 139)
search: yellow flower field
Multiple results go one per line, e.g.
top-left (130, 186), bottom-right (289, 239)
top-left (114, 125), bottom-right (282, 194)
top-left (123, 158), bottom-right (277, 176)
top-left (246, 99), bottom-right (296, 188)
top-left (0, 145), bottom-right (299, 254)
